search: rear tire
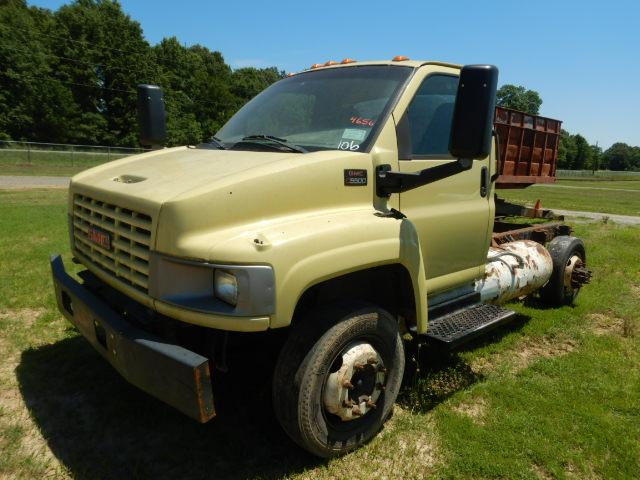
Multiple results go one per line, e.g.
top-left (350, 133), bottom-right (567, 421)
top-left (272, 303), bottom-right (404, 458)
top-left (539, 236), bottom-right (587, 306)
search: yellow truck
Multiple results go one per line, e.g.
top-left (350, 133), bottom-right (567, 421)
top-left (50, 58), bottom-right (591, 457)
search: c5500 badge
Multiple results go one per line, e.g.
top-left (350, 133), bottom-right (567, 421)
top-left (344, 169), bottom-right (368, 186)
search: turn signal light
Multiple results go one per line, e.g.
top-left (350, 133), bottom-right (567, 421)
top-left (341, 58), bottom-right (356, 64)
top-left (392, 55), bottom-right (410, 61)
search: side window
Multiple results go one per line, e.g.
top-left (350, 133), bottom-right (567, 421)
top-left (405, 74), bottom-right (458, 156)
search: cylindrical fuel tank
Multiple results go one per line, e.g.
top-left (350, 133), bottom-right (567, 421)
top-left (478, 240), bottom-right (553, 304)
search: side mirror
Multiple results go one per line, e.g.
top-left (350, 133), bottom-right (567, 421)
top-left (137, 84), bottom-right (166, 149)
top-left (449, 65), bottom-right (498, 159)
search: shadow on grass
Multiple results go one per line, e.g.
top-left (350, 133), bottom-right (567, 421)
top-left (522, 296), bottom-right (581, 311)
top-left (17, 336), bottom-right (321, 480)
top-left (17, 313), bottom-right (532, 478)
top-left (399, 313), bottom-right (530, 412)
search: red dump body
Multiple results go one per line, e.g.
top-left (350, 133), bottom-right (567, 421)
top-left (493, 106), bottom-right (562, 188)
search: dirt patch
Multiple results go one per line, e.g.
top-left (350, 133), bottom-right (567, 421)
top-left (0, 308), bottom-right (68, 478)
top-left (0, 307), bottom-right (46, 327)
top-left (532, 463), bottom-right (553, 480)
top-left (472, 336), bottom-right (576, 375)
top-left (564, 461), bottom-right (603, 480)
top-left (452, 397), bottom-right (487, 425)
top-left (588, 312), bottom-right (637, 338)
top-left (364, 429), bottom-right (440, 479)
top-left (379, 404), bottom-right (406, 435)
top-left (589, 313), bottom-right (625, 336)
top-left (299, 420), bottom-right (441, 480)
top-left (512, 337), bottom-right (576, 372)
top-left (630, 285), bottom-right (640, 299)
top-left (396, 431), bottom-right (438, 468)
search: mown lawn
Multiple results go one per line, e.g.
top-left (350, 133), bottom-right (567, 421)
top-left (500, 179), bottom-right (640, 217)
top-left (0, 150), bottom-right (130, 176)
top-left (0, 189), bottom-right (639, 479)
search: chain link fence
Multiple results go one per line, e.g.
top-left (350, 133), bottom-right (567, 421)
top-left (557, 169), bottom-right (640, 179)
top-left (0, 140), bottom-right (149, 176)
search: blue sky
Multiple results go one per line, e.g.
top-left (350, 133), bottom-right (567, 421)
top-left (29, 0), bottom-right (640, 148)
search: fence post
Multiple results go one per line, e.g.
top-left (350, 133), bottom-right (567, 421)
top-left (27, 142), bottom-right (31, 165)
top-left (108, 146), bottom-right (111, 163)
top-left (71, 145), bottom-right (74, 167)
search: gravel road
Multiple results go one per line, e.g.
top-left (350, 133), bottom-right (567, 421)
top-left (532, 184), bottom-right (640, 193)
top-left (0, 175), bottom-right (70, 189)
top-left (550, 209), bottom-right (640, 225)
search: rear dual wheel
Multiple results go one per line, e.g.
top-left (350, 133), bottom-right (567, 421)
top-left (272, 304), bottom-right (404, 458)
top-left (540, 236), bottom-right (590, 306)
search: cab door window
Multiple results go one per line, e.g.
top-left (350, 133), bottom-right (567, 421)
top-left (403, 74), bottom-right (459, 157)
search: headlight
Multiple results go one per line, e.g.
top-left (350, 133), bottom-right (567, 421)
top-left (214, 270), bottom-right (238, 306)
top-left (149, 253), bottom-right (275, 316)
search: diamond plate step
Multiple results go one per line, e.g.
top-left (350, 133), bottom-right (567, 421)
top-left (424, 304), bottom-right (517, 348)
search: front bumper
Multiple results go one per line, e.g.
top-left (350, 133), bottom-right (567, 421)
top-left (50, 255), bottom-right (215, 423)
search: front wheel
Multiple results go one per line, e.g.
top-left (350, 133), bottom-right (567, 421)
top-left (272, 304), bottom-right (405, 458)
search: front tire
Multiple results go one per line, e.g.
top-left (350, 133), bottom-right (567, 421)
top-left (272, 304), bottom-right (404, 458)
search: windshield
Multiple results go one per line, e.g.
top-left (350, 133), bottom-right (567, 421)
top-left (215, 65), bottom-right (413, 153)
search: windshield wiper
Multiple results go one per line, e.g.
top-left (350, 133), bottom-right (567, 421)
top-left (239, 135), bottom-right (308, 153)
top-left (196, 136), bottom-right (227, 150)
top-left (209, 136), bottom-right (227, 150)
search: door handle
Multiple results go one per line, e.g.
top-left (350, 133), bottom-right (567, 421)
top-left (480, 166), bottom-right (489, 197)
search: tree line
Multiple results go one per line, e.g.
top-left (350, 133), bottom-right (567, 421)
top-left (496, 84), bottom-right (639, 171)
top-left (0, 0), bottom-right (284, 147)
top-left (1, 0), bottom-right (638, 170)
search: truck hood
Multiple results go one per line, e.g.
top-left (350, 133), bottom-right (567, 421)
top-left (71, 146), bottom-right (301, 205)
top-left (69, 146), bottom-right (373, 259)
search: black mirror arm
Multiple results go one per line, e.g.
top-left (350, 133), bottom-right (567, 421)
top-left (376, 158), bottom-right (473, 197)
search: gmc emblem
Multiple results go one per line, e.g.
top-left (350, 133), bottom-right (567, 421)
top-left (87, 226), bottom-right (112, 250)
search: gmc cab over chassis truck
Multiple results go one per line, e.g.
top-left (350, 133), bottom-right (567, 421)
top-left (50, 58), bottom-right (592, 457)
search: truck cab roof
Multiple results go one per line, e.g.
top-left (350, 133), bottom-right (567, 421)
top-left (292, 59), bottom-right (462, 75)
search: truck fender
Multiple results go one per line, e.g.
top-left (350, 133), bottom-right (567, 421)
top-left (273, 215), bottom-right (428, 332)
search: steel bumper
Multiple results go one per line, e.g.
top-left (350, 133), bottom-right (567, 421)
top-left (50, 254), bottom-right (215, 423)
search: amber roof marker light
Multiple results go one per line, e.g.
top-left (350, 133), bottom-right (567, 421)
top-left (392, 55), bottom-right (410, 61)
top-left (310, 63), bottom-right (323, 69)
top-left (324, 60), bottom-right (339, 66)
top-left (341, 58), bottom-right (356, 64)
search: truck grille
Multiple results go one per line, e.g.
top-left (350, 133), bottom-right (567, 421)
top-left (72, 194), bottom-right (152, 293)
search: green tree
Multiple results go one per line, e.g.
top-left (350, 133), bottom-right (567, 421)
top-left (589, 144), bottom-right (602, 171)
top-left (153, 37), bottom-right (238, 145)
top-left (557, 130), bottom-right (576, 169)
top-left (52, 0), bottom-right (155, 145)
top-left (572, 134), bottom-right (592, 170)
top-left (602, 143), bottom-right (632, 171)
top-left (496, 84), bottom-right (542, 114)
top-left (630, 146), bottom-right (640, 171)
top-left (0, 1), bottom-right (303, 147)
top-left (0, 0), bottom-right (75, 142)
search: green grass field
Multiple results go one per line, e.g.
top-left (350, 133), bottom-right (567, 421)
top-left (0, 149), bottom-right (133, 176)
top-left (1, 189), bottom-right (639, 479)
top-left (500, 179), bottom-right (640, 217)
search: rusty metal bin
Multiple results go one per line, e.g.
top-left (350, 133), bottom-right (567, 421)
top-left (494, 106), bottom-right (562, 188)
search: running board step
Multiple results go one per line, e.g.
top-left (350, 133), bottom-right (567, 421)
top-left (424, 304), bottom-right (517, 348)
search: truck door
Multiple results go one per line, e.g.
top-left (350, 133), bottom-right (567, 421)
top-left (396, 71), bottom-right (492, 294)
